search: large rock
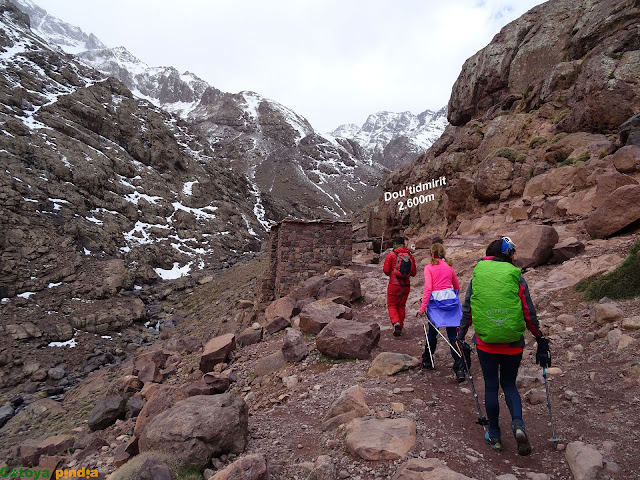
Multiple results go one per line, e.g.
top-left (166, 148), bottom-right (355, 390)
top-left (565, 441), bottom-right (604, 480)
top-left (316, 320), bottom-right (380, 360)
top-left (368, 352), bottom-right (420, 377)
top-left (87, 396), bottom-right (127, 431)
top-left (133, 350), bottom-right (169, 384)
top-left (0, 405), bottom-right (15, 428)
top-left (263, 315), bottom-right (290, 335)
top-left (281, 328), bottom-right (308, 362)
top-left (592, 172), bottom-right (638, 208)
top-left (611, 145), bottom-right (640, 173)
top-left (345, 418), bottom-right (417, 461)
top-left (210, 453), bottom-right (268, 480)
top-left (585, 184), bottom-right (640, 238)
top-left (594, 303), bottom-right (624, 326)
top-left (391, 458), bottom-right (474, 480)
top-left (139, 394), bottom-right (248, 470)
top-left (317, 275), bottom-right (362, 303)
top-left (199, 333), bottom-right (236, 373)
top-left (264, 296), bottom-right (298, 322)
top-left (237, 326), bottom-right (263, 347)
top-left (522, 165), bottom-right (577, 200)
top-left (299, 298), bottom-right (353, 335)
top-left (307, 455), bottom-right (335, 480)
top-left (474, 156), bottom-right (514, 201)
top-left (134, 385), bottom-right (187, 438)
top-left (289, 275), bottom-right (332, 300)
top-left (512, 225), bottom-right (559, 268)
top-left (550, 237), bottom-right (585, 264)
top-left (253, 350), bottom-right (287, 377)
top-left (323, 385), bottom-right (370, 431)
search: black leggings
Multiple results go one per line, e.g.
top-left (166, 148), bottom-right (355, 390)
top-left (476, 349), bottom-right (524, 439)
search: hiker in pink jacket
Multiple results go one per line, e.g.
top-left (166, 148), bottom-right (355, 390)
top-left (416, 243), bottom-right (465, 381)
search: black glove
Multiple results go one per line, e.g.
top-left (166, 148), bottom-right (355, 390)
top-left (536, 337), bottom-right (551, 368)
top-left (460, 340), bottom-right (472, 368)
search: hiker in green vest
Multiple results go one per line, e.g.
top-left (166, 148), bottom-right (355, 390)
top-left (456, 236), bottom-right (551, 456)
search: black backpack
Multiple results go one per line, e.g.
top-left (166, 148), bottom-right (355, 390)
top-left (395, 252), bottom-right (412, 278)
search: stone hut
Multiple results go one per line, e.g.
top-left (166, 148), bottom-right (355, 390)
top-left (257, 219), bottom-right (352, 302)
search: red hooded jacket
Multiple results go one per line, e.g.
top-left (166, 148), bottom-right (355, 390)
top-left (383, 246), bottom-right (417, 288)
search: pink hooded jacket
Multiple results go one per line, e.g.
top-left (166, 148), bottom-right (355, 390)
top-left (419, 259), bottom-right (460, 313)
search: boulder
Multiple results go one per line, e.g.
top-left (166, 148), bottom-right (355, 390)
top-left (592, 172), bottom-right (638, 208)
top-left (0, 405), bottom-right (15, 428)
top-left (611, 145), bottom-right (640, 173)
top-left (289, 275), bottom-right (332, 301)
top-left (139, 394), bottom-right (248, 470)
top-left (202, 373), bottom-right (231, 393)
top-left (253, 350), bottom-right (287, 377)
top-left (623, 317), bottom-right (640, 330)
top-left (210, 453), bottom-right (268, 480)
top-left (522, 165), bottom-right (577, 200)
top-left (134, 385), bottom-right (187, 438)
top-left (345, 418), bottom-right (417, 461)
top-left (133, 350), bottom-right (169, 384)
top-left (550, 237), bottom-right (585, 264)
top-left (199, 333), bottom-right (236, 373)
top-left (323, 385), bottom-right (370, 431)
top-left (585, 184), bottom-right (640, 238)
top-left (391, 458), bottom-right (474, 480)
top-left (512, 225), bottom-right (559, 268)
top-left (474, 156), bottom-right (514, 201)
top-left (299, 298), bottom-right (353, 335)
top-left (368, 352), bottom-right (420, 377)
top-left (264, 315), bottom-right (290, 335)
top-left (237, 326), bottom-right (263, 347)
top-left (594, 303), bottom-right (624, 326)
top-left (307, 455), bottom-right (335, 480)
top-left (316, 320), bottom-right (380, 360)
top-left (137, 459), bottom-right (174, 480)
top-left (87, 396), bottom-right (127, 431)
top-left (565, 441), bottom-right (604, 480)
top-left (264, 296), bottom-right (298, 322)
top-left (281, 328), bottom-right (308, 362)
top-left (317, 275), bottom-right (362, 303)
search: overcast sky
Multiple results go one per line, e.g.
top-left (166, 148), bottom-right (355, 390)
top-left (33, 0), bottom-right (546, 132)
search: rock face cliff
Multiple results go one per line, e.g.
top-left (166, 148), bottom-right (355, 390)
top-left (370, 0), bottom-right (640, 244)
top-left (0, 0), bottom-right (262, 342)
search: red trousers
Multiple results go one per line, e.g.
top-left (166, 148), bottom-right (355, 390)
top-left (387, 283), bottom-right (410, 328)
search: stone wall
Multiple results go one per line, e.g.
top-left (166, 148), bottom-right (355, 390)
top-left (258, 219), bottom-right (352, 302)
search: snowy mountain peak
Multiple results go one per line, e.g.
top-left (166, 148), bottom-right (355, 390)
top-left (12, 0), bottom-right (106, 54)
top-left (331, 107), bottom-right (448, 169)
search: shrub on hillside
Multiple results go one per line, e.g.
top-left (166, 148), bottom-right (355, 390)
top-left (576, 240), bottom-right (640, 299)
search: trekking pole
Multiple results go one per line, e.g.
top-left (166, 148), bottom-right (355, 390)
top-left (419, 317), bottom-right (434, 368)
top-left (423, 316), bottom-right (462, 357)
top-left (542, 366), bottom-right (561, 444)
top-left (455, 340), bottom-right (489, 428)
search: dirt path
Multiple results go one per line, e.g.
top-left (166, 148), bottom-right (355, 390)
top-left (229, 235), bottom-right (640, 480)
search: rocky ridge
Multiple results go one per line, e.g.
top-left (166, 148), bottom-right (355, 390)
top-left (366, 0), bottom-right (640, 248)
top-left (331, 107), bottom-right (448, 170)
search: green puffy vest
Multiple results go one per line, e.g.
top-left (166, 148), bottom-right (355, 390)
top-left (470, 260), bottom-right (525, 343)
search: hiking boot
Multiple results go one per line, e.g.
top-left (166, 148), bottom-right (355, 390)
top-left (393, 324), bottom-right (402, 336)
top-left (455, 368), bottom-right (466, 383)
top-left (420, 357), bottom-right (434, 370)
top-left (513, 427), bottom-right (532, 456)
top-left (484, 432), bottom-right (502, 452)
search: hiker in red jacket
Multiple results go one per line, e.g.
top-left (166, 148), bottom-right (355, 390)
top-left (383, 237), bottom-right (417, 336)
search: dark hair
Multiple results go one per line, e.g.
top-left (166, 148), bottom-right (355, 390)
top-left (394, 237), bottom-right (405, 246)
top-left (486, 239), bottom-right (514, 264)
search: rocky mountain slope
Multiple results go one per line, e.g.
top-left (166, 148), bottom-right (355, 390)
top-left (331, 107), bottom-right (448, 170)
top-left (0, 0), bottom-right (264, 343)
top-left (14, 0), bottom-right (388, 222)
top-left (367, 0), bottom-right (640, 246)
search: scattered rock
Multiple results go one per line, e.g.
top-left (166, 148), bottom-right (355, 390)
top-left (392, 457), bottom-right (474, 479)
top-left (299, 298), bottom-right (353, 334)
top-left (368, 352), bottom-right (420, 377)
top-left (585, 184), bottom-right (640, 238)
top-left (550, 237), bottom-right (585, 264)
top-left (237, 327), bottom-right (263, 347)
top-left (87, 396), bottom-right (127, 431)
top-left (317, 275), bottom-right (362, 303)
top-left (345, 417), bottom-right (417, 461)
top-left (316, 319), bottom-right (380, 360)
top-left (264, 315), bottom-right (290, 335)
top-left (253, 350), bottom-right (287, 377)
top-left (137, 458), bottom-right (174, 480)
top-left (565, 441), bottom-right (604, 480)
top-left (323, 385), bottom-right (371, 431)
top-left (623, 317), bottom-right (640, 330)
top-left (203, 373), bottom-right (231, 393)
top-left (139, 394), bottom-right (248, 470)
top-left (265, 296), bottom-right (298, 323)
top-left (594, 303), bottom-right (624, 325)
top-left (210, 453), bottom-right (268, 480)
top-left (512, 225), bottom-right (559, 268)
top-left (281, 328), bottom-right (308, 362)
top-left (307, 455), bottom-right (335, 480)
top-left (0, 405), bottom-right (15, 428)
top-left (200, 333), bottom-right (236, 373)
